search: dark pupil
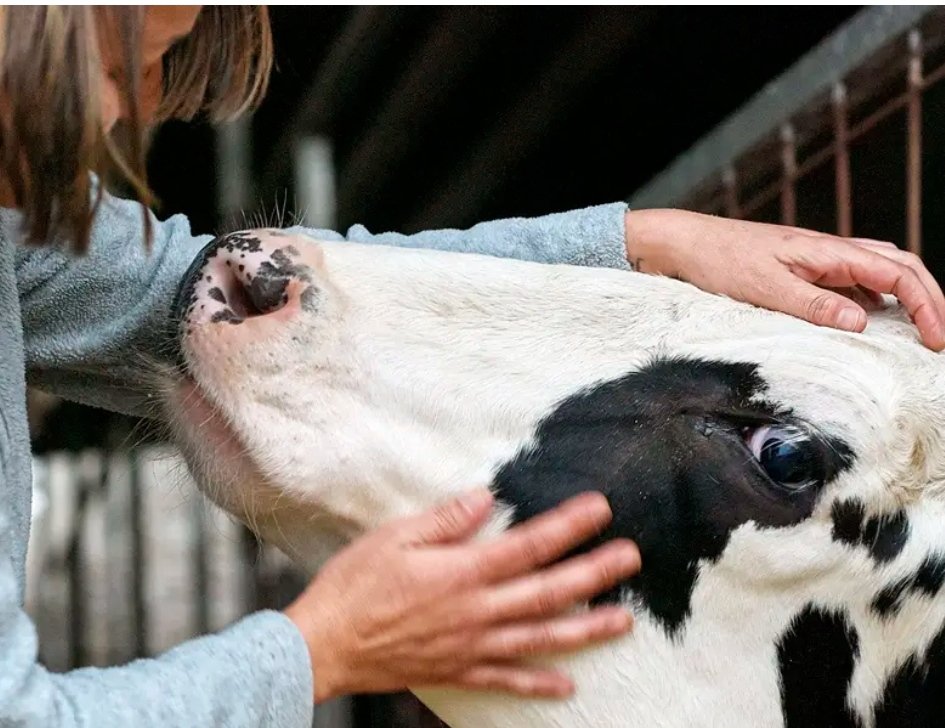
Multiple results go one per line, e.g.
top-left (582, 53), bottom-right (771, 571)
top-left (759, 435), bottom-right (814, 485)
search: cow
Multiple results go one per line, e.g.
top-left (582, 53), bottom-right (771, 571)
top-left (163, 228), bottom-right (945, 728)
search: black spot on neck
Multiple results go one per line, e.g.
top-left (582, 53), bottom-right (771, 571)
top-left (871, 553), bottom-right (945, 619)
top-left (832, 500), bottom-right (867, 547)
top-left (914, 555), bottom-right (945, 596)
top-left (872, 577), bottom-right (913, 619)
top-left (831, 500), bottom-right (910, 564)
top-left (864, 511), bottom-right (910, 563)
top-left (874, 620), bottom-right (945, 726)
top-left (777, 605), bottom-right (861, 728)
top-left (493, 357), bottom-right (853, 634)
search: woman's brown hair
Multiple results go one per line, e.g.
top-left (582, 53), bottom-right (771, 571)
top-left (0, 6), bottom-right (273, 252)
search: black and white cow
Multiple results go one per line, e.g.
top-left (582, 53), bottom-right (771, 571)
top-left (165, 229), bottom-right (945, 728)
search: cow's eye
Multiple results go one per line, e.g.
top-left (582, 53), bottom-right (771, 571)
top-left (746, 424), bottom-right (822, 490)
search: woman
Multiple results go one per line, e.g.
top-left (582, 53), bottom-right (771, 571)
top-left (1, 7), bottom-right (943, 728)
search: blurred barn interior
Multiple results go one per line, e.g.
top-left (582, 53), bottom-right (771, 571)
top-left (31, 7), bottom-right (945, 728)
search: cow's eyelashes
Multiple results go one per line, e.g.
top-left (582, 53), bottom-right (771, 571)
top-left (743, 424), bottom-right (826, 492)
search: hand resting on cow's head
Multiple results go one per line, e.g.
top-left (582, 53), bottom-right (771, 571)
top-left (163, 228), bottom-right (945, 728)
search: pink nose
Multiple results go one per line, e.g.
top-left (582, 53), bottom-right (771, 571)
top-left (177, 231), bottom-right (318, 331)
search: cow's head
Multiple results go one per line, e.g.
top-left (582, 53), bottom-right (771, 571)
top-left (164, 229), bottom-right (945, 728)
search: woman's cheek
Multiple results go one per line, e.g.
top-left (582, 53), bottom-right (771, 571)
top-left (99, 63), bottom-right (163, 131)
top-left (100, 77), bottom-right (120, 133)
top-left (140, 63), bottom-right (163, 122)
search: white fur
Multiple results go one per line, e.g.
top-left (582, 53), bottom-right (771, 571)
top-left (165, 233), bottom-right (945, 728)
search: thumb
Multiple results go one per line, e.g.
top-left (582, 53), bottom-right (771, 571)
top-left (785, 283), bottom-right (867, 332)
top-left (396, 488), bottom-right (494, 546)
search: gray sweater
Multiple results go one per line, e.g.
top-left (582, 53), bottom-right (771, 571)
top-left (0, 190), bottom-right (630, 727)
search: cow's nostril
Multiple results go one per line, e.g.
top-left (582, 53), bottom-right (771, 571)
top-left (177, 233), bottom-right (310, 329)
top-left (176, 239), bottom-right (311, 324)
top-left (227, 276), bottom-right (264, 319)
top-left (245, 272), bottom-right (291, 316)
top-left (225, 267), bottom-right (292, 320)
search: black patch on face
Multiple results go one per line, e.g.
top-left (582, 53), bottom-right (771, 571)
top-left (831, 500), bottom-right (910, 564)
top-left (777, 605), bottom-right (861, 728)
top-left (492, 357), bottom-right (853, 634)
top-left (874, 621), bottom-right (945, 726)
top-left (871, 553), bottom-right (945, 619)
top-left (208, 287), bottom-right (226, 304)
top-left (832, 500), bottom-right (867, 548)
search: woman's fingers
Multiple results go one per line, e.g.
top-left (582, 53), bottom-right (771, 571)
top-left (472, 606), bottom-right (632, 660)
top-left (466, 492), bottom-right (614, 584)
top-left (851, 237), bottom-right (897, 249)
top-left (472, 539), bottom-right (640, 624)
top-left (830, 247), bottom-right (944, 349)
top-left (446, 665), bottom-right (575, 698)
top-left (853, 241), bottom-right (945, 324)
top-left (784, 242), bottom-right (945, 349)
top-left (829, 285), bottom-right (885, 311)
top-left (394, 488), bottom-right (495, 546)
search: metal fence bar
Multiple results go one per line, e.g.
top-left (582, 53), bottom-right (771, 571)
top-left (780, 124), bottom-right (797, 226)
top-left (66, 469), bottom-right (90, 668)
top-left (192, 497), bottom-right (211, 636)
top-left (832, 83), bottom-right (853, 237)
top-left (722, 168), bottom-right (741, 219)
top-left (129, 449), bottom-right (147, 658)
top-left (907, 30), bottom-right (923, 255)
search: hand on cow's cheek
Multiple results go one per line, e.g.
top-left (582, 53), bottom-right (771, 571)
top-left (284, 490), bottom-right (639, 702)
top-left (624, 209), bottom-right (945, 352)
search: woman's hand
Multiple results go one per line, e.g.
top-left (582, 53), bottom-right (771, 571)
top-left (284, 490), bottom-right (639, 703)
top-left (625, 209), bottom-right (945, 351)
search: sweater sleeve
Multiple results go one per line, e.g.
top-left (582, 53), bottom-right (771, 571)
top-left (13, 192), bottom-right (629, 417)
top-left (0, 484), bottom-right (314, 727)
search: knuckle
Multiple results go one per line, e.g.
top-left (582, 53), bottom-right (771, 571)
top-left (478, 594), bottom-right (502, 623)
top-left (804, 292), bottom-right (841, 323)
top-left (536, 623), bottom-right (558, 649)
top-left (535, 582), bottom-right (561, 615)
top-left (594, 558), bottom-right (616, 587)
top-left (433, 505), bottom-right (464, 534)
top-left (900, 267), bottom-right (923, 293)
top-left (517, 536), bottom-right (546, 567)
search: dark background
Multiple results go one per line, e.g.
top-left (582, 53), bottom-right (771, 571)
top-left (147, 7), bottom-right (858, 237)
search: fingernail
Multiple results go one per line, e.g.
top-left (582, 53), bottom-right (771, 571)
top-left (555, 679), bottom-right (575, 698)
top-left (604, 607), bottom-right (634, 631)
top-left (837, 308), bottom-right (862, 331)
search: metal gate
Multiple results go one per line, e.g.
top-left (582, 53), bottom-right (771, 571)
top-left (629, 6), bottom-right (945, 268)
top-left (26, 445), bottom-right (443, 727)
